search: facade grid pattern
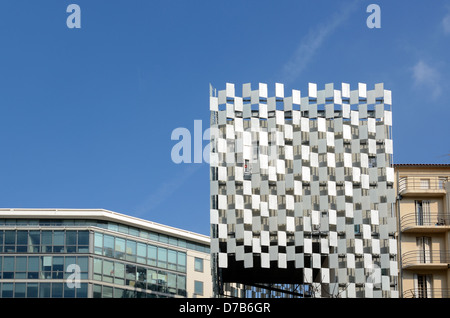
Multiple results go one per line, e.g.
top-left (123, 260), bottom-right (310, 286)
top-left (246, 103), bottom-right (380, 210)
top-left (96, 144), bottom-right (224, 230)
top-left (210, 82), bottom-right (399, 298)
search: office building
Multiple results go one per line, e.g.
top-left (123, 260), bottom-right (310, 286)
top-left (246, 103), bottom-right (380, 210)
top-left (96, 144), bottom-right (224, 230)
top-left (0, 208), bottom-right (211, 298)
top-left (209, 82), bottom-right (399, 298)
top-left (395, 164), bottom-right (450, 298)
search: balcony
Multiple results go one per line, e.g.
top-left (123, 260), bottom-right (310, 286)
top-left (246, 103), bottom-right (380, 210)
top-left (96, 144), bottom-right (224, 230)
top-left (402, 250), bottom-right (450, 270)
top-left (400, 213), bottom-right (450, 233)
top-left (398, 176), bottom-right (448, 197)
top-left (403, 288), bottom-right (450, 298)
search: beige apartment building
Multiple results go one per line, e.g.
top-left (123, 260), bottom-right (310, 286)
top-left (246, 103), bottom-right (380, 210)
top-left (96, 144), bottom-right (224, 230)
top-left (395, 164), bottom-right (450, 298)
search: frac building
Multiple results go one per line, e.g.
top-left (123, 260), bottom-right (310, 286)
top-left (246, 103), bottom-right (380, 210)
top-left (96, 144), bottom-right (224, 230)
top-left (209, 82), bottom-right (399, 298)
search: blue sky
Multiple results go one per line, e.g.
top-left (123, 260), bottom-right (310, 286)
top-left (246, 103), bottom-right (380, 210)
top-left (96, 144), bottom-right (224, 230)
top-left (0, 0), bottom-right (448, 236)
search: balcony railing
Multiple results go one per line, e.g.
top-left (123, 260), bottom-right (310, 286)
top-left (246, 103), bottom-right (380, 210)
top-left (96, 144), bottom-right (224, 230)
top-left (402, 250), bottom-right (450, 268)
top-left (398, 176), bottom-right (448, 194)
top-left (403, 288), bottom-right (450, 298)
top-left (400, 212), bottom-right (450, 231)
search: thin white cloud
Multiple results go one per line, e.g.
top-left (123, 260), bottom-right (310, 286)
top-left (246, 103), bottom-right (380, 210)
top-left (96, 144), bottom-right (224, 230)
top-left (412, 60), bottom-right (442, 99)
top-left (281, 1), bottom-right (359, 84)
top-left (442, 10), bottom-right (450, 34)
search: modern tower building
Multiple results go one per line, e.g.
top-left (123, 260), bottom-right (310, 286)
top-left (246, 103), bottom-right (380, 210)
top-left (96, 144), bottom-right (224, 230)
top-left (395, 164), bottom-right (450, 298)
top-left (209, 82), bottom-right (399, 298)
top-left (0, 208), bottom-right (211, 298)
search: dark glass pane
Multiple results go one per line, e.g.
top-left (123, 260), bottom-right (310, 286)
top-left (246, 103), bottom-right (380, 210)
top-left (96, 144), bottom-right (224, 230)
top-left (42, 231), bottom-right (52, 245)
top-left (77, 231), bottom-right (89, 245)
top-left (125, 264), bottom-right (136, 286)
top-left (2, 283), bottom-right (13, 298)
top-left (16, 256), bottom-right (27, 272)
top-left (16, 245), bottom-right (27, 252)
top-left (65, 231), bottom-right (77, 246)
top-left (29, 231), bottom-right (40, 252)
top-left (28, 256), bottom-right (39, 271)
top-left (39, 283), bottom-right (51, 298)
top-left (4, 231), bottom-right (15, 245)
top-left (52, 283), bottom-right (63, 298)
top-left (3, 256), bottom-right (14, 271)
top-left (102, 286), bottom-right (113, 298)
top-left (52, 256), bottom-right (64, 271)
top-left (114, 288), bottom-right (124, 298)
top-left (77, 257), bottom-right (88, 272)
top-left (53, 231), bottom-right (64, 245)
top-left (77, 283), bottom-right (88, 298)
top-left (53, 246), bottom-right (64, 253)
top-left (27, 283), bottom-right (38, 298)
top-left (17, 231), bottom-right (28, 245)
top-left (136, 266), bottom-right (147, 288)
top-left (64, 284), bottom-right (75, 298)
top-left (93, 285), bottom-right (102, 298)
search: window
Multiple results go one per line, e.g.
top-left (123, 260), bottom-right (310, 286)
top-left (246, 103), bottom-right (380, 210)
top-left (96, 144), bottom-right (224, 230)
top-left (104, 235), bottom-right (114, 257)
top-left (137, 243), bottom-right (147, 264)
top-left (94, 233), bottom-right (103, 255)
top-left (28, 256), bottom-right (39, 279)
top-left (125, 264), bottom-right (136, 286)
top-left (93, 258), bottom-right (102, 281)
top-left (147, 245), bottom-right (157, 266)
top-left (14, 283), bottom-right (26, 298)
top-left (39, 283), bottom-right (51, 298)
top-left (15, 256), bottom-right (27, 279)
top-left (77, 231), bottom-right (89, 249)
top-left (147, 269), bottom-right (158, 291)
top-left (64, 283), bottom-right (76, 298)
top-left (167, 273), bottom-right (177, 294)
top-left (16, 231), bottom-right (27, 252)
top-left (3, 256), bottom-right (14, 279)
top-left (103, 286), bottom-right (113, 298)
top-left (102, 260), bottom-right (114, 283)
top-left (177, 275), bottom-right (187, 296)
top-left (27, 283), bottom-right (38, 298)
top-left (77, 256), bottom-right (88, 277)
top-left (114, 262), bottom-right (125, 285)
top-left (178, 252), bottom-right (186, 272)
top-left (52, 283), bottom-right (63, 298)
top-left (416, 237), bottom-right (432, 263)
top-left (66, 231), bottom-right (77, 253)
top-left (167, 250), bottom-right (177, 271)
top-left (2, 283), bottom-right (13, 298)
top-left (115, 237), bottom-right (126, 259)
top-left (136, 266), bottom-right (147, 288)
top-left (41, 256), bottom-right (52, 279)
top-left (28, 231), bottom-right (40, 253)
top-left (415, 274), bottom-right (432, 298)
top-left (194, 281), bottom-right (204, 296)
top-left (53, 231), bottom-right (64, 253)
top-left (157, 270), bottom-right (167, 293)
top-left (415, 200), bottom-right (431, 226)
top-left (93, 284), bottom-right (102, 298)
top-left (126, 240), bottom-right (136, 262)
top-left (5, 231), bottom-right (16, 252)
top-left (194, 257), bottom-right (204, 272)
top-left (52, 257), bottom-right (64, 279)
top-left (157, 247), bottom-right (167, 268)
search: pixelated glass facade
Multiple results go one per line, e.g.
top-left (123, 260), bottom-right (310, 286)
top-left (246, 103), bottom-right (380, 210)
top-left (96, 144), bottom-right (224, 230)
top-left (210, 82), bottom-right (398, 298)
